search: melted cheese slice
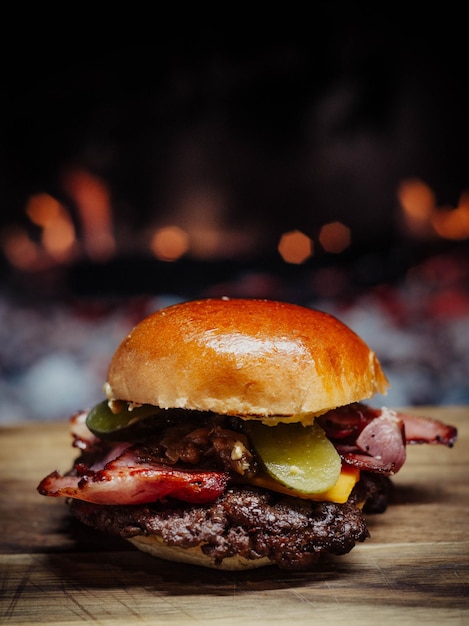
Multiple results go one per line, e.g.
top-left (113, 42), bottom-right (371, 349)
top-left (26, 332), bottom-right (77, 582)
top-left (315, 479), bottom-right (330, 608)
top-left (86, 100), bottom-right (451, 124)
top-left (247, 464), bottom-right (360, 504)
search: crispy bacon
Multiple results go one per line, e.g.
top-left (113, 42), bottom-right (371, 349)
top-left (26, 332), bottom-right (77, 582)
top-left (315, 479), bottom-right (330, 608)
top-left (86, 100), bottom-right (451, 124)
top-left (38, 445), bottom-right (230, 505)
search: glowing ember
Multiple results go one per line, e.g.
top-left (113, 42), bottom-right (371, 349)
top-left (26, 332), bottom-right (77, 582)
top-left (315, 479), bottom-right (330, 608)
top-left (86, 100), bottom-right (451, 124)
top-left (150, 225), bottom-right (190, 261)
top-left (278, 230), bottom-right (313, 264)
top-left (318, 221), bottom-right (351, 253)
top-left (27, 193), bottom-right (76, 261)
top-left (397, 179), bottom-right (435, 237)
top-left (431, 195), bottom-right (469, 240)
top-left (1, 193), bottom-right (77, 271)
top-left (61, 168), bottom-right (116, 262)
top-left (398, 178), bottom-right (469, 240)
top-left (1, 226), bottom-right (40, 271)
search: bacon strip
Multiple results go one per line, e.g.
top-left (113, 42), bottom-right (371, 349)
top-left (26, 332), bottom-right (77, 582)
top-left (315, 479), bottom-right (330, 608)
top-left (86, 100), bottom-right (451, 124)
top-left (335, 411), bottom-right (406, 474)
top-left (319, 404), bottom-right (457, 475)
top-left (319, 404), bottom-right (457, 447)
top-left (398, 411), bottom-right (458, 446)
top-left (38, 447), bottom-right (230, 505)
top-left (70, 410), bottom-right (99, 451)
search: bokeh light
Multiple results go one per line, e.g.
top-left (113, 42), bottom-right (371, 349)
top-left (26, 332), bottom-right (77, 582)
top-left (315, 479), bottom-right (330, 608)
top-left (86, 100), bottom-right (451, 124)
top-left (150, 225), bottom-right (190, 261)
top-left (278, 230), bottom-right (313, 264)
top-left (318, 222), bottom-right (351, 253)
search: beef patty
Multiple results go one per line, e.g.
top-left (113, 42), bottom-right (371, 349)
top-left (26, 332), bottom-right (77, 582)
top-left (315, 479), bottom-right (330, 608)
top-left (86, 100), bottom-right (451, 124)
top-left (68, 473), bottom-right (391, 570)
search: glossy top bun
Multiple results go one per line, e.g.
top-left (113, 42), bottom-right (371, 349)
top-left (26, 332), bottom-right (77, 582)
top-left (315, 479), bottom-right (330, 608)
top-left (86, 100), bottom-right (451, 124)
top-left (106, 298), bottom-right (388, 418)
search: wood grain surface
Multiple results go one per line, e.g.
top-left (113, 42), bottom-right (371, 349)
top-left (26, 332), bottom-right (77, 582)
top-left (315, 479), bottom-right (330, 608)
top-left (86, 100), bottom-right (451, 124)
top-left (1, 406), bottom-right (468, 625)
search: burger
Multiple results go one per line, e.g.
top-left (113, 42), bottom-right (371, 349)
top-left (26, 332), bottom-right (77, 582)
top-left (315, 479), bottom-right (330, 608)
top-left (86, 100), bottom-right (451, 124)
top-left (38, 298), bottom-right (457, 570)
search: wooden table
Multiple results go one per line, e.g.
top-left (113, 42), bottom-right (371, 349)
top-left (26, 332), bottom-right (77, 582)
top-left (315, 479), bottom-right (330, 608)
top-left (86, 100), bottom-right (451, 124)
top-left (1, 407), bottom-right (468, 625)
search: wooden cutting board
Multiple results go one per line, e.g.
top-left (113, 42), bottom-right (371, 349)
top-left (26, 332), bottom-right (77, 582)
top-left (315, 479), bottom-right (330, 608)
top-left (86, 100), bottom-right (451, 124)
top-left (1, 407), bottom-right (468, 625)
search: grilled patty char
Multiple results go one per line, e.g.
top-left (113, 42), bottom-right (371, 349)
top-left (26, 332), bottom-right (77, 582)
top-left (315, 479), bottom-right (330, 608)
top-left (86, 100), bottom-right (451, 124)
top-left (69, 473), bottom-right (390, 570)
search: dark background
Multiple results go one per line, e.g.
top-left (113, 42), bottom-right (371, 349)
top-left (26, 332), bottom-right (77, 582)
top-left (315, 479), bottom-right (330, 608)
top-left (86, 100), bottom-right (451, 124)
top-left (1, 6), bottom-right (468, 421)
top-left (2, 7), bottom-right (469, 265)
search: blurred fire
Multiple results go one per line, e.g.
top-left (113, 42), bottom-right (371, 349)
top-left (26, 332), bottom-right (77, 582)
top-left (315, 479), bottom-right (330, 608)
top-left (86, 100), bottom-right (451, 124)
top-left (27, 193), bottom-right (76, 261)
top-left (2, 193), bottom-right (77, 271)
top-left (278, 230), bottom-right (313, 264)
top-left (398, 178), bottom-right (469, 240)
top-left (150, 225), bottom-right (189, 261)
top-left (2, 225), bottom-right (42, 271)
top-left (431, 192), bottom-right (469, 240)
top-left (2, 170), bottom-right (468, 277)
top-left (1, 168), bottom-right (117, 272)
top-left (61, 168), bottom-right (116, 262)
top-left (318, 221), bottom-right (351, 253)
top-left (278, 222), bottom-right (351, 265)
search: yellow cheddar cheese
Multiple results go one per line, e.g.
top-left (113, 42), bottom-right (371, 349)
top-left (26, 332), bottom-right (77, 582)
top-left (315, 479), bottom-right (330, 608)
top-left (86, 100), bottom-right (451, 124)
top-left (247, 464), bottom-right (360, 504)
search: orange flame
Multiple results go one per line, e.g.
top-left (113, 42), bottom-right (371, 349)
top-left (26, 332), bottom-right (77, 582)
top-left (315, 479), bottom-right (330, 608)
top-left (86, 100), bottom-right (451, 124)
top-left (1, 226), bottom-right (41, 271)
top-left (26, 193), bottom-right (76, 261)
top-left (398, 178), bottom-right (469, 240)
top-left (62, 168), bottom-right (115, 261)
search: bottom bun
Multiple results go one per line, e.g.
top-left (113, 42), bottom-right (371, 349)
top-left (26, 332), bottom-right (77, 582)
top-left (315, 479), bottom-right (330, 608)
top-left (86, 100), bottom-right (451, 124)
top-left (128, 535), bottom-right (274, 570)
